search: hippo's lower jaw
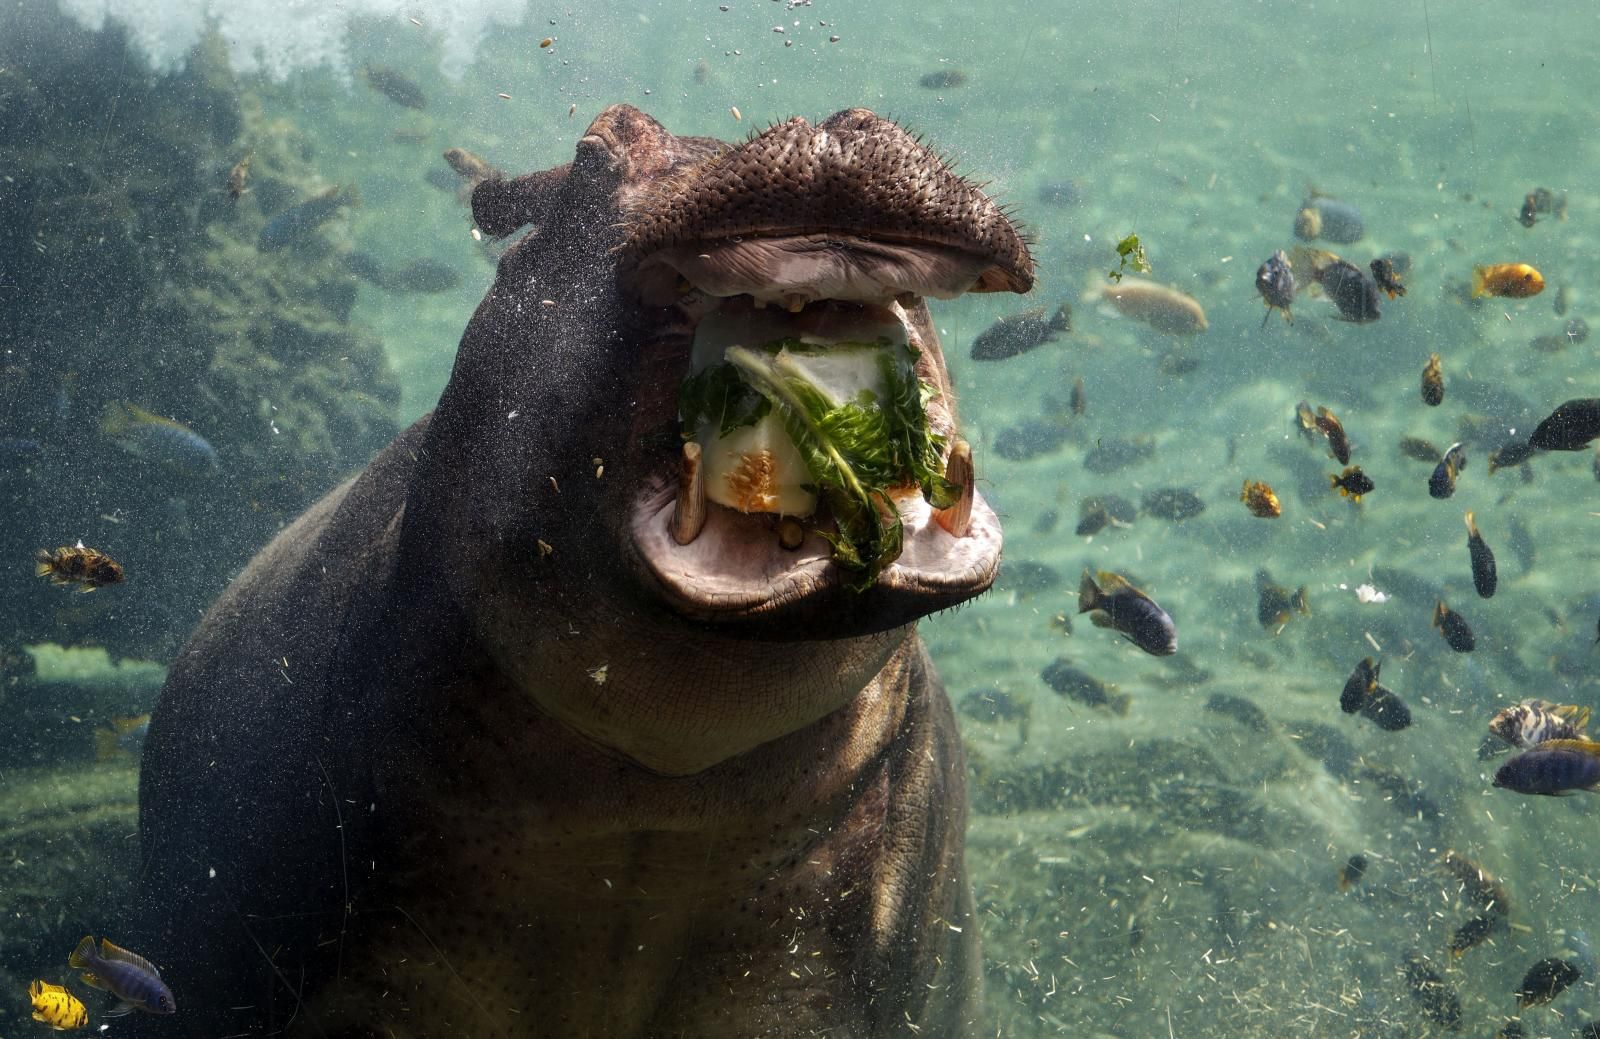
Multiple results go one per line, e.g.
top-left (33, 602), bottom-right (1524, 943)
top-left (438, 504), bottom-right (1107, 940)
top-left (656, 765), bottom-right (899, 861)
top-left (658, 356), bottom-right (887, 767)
top-left (628, 286), bottom-right (1001, 631)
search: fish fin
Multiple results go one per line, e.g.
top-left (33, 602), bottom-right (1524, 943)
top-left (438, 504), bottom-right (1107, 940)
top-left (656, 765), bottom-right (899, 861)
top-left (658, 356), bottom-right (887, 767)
top-left (77, 971), bottom-right (107, 991)
top-left (113, 714), bottom-right (150, 734)
top-left (1432, 601), bottom-right (1448, 628)
top-left (99, 938), bottom-right (162, 977)
top-left (98, 400), bottom-right (137, 438)
top-left (1095, 571), bottom-right (1135, 595)
top-left (34, 549), bottom-right (53, 577)
top-left (1293, 587), bottom-right (1310, 615)
top-left (1089, 612), bottom-right (1115, 630)
top-left (105, 1001), bottom-right (135, 1017)
top-left (31, 1008), bottom-right (48, 1023)
top-left (1471, 266), bottom-right (1488, 298)
top-left (1573, 706), bottom-right (1592, 732)
top-left (95, 728), bottom-right (122, 762)
top-left (1077, 570), bottom-right (1101, 614)
top-left (68, 935), bottom-right (97, 970)
top-left (1108, 693), bottom-right (1133, 716)
top-left (1537, 738), bottom-right (1600, 758)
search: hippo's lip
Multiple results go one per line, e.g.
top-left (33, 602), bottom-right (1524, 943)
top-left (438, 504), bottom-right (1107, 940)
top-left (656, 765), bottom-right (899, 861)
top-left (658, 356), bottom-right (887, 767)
top-left (627, 288), bottom-right (999, 629)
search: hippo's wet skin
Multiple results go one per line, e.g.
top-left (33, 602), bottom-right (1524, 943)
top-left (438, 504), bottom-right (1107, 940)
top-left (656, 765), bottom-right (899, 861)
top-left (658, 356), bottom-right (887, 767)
top-left (135, 106), bottom-right (1032, 1038)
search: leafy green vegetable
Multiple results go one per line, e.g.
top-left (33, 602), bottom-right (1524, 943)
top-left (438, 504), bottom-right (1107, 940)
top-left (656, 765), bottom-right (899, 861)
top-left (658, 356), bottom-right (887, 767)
top-left (722, 340), bottom-right (951, 592)
top-left (1108, 233), bottom-right (1152, 283)
top-left (678, 361), bottom-right (770, 437)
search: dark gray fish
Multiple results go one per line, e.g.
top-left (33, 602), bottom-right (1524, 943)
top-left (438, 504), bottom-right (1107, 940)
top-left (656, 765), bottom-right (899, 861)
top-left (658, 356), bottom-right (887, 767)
top-left (1340, 657), bottom-right (1379, 714)
top-left (1361, 686), bottom-right (1412, 731)
top-left (1075, 495), bottom-right (1136, 536)
top-left (1506, 514), bottom-right (1535, 573)
top-left (1294, 196), bottom-right (1365, 243)
top-left (1514, 957), bottom-right (1583, 1006)
top-left (1203, 693), bottom-right (1271, 732)
top-left (1370, 256), bottom-right (1406, 298)
top-left (69, 936), bottom-right (175, 1016)
top-left (957, 689), bottom-right (1031, 724)
top-left (1336, 853), bottom-right (1367, 891)
top-left (1141, 487), bottom-right (1205, 521)
top-left (1464, 511), bottom-right (1497, 598)
top-left (1403, 954), bottom-right (1461, 1030)
top-left (1255, 249), bottom-right (1296, 325)
top-left (1078, 570), bottom-right (1177, 656)
top-left (1255, 569), bottom-right (1309, 629)
top-left (1429, 442), bottom-right (1466, 499)
top-left (1488, 438), bottom-right (1536, 473)
top-left (918, 69), bottom-right (966, 89)
top-left (994, 419), bottom-right (1072, 462)
top-left (1530, 398), bottom-right (1600, 451)
top-left (1040, 658), bottom-right (1130, 714)
top-left (1316, 259), bottom-right (1382, 322)
top-left (1498, 752), bottom-right (1600, 798)
top-left (1083, 436), bottom-right (1155, 474)
top-left (258, 185), bottom-right (357, 251)
top-left (1398, 435), bottom-right (1440, 462)
top-left (969, 304), bottom-right (1070, 361)
top-left (1433, 600), bottom-right (1476, 652)
top-left (362, 64), bottom-right (427, 109)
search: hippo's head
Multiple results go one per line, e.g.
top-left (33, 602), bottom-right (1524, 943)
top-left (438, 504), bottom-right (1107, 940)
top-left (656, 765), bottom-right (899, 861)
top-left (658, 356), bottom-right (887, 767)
top-left (401, 105), bottom-right (1031, 772)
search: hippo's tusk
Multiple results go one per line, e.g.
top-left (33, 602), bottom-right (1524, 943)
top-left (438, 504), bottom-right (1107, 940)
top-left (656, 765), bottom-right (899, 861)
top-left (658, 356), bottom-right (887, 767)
top-left (932, 439), bottom-right (973, 539)
top-left (671, 441), bottom-right (707, 545)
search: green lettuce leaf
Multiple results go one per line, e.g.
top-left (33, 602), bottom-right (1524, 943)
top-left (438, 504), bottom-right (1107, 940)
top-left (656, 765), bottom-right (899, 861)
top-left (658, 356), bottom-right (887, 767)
top-left (678, 361), bottom-right (770, 437)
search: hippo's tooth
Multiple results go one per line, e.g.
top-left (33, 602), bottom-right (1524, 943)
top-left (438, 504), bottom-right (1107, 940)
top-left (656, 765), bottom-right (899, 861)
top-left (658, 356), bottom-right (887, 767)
top-left (782, 293), bottom-right (808, 313)
top-left (671, 441), bottom-right (707, 545)
top-left (932, 438), bottom-right (973, 538)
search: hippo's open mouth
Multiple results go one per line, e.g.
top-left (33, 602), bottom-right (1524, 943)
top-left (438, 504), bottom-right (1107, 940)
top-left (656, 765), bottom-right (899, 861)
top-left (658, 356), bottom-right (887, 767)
top-left (619, 110), bottom-right (1033, 626)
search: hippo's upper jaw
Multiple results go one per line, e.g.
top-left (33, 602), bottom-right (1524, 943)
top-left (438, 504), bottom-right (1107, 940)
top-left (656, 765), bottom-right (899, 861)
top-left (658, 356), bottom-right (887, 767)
top-left (613, 109), bottom-right (1032, 629)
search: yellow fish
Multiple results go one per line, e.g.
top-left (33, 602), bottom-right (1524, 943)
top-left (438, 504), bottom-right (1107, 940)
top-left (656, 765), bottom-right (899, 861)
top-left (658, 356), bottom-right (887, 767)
top-left (30, 978), bottom-right (89, 1030)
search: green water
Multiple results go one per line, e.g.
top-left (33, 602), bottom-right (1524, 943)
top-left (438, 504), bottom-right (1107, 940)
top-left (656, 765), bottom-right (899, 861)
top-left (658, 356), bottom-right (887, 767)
top-left (4, 0), bottom-right (1600, 1035)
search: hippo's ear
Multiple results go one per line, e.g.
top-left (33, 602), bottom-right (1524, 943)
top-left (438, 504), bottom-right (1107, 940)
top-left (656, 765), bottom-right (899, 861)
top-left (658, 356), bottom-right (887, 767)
top-left (471, 106), bottom-right (683, 239)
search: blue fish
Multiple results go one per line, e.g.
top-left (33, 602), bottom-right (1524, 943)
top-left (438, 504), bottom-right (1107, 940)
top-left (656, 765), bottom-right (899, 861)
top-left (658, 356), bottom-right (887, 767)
top-left (1493, 748), bottom-right (1600, 796)
top-left (68, 936), bottom-right (175, 1016)
top-left (100, 401), bottom-right (217, 478)
top-left (258, 184), bottom-right (359, 251)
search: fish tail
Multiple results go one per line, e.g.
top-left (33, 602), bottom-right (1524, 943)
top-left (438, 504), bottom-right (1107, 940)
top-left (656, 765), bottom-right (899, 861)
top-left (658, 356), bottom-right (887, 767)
top-left (1108, 692), bottom-right (1133, 717)
top-left (1574, 706), bottom-right (1593, 731)
top-left (95, 727), bottom-right (122, 762)
top-left (1293, 587), bottom-right (1311, 615)
top-left (1432, 601), bottom-right (1447, 628)
top-left (1077, 570), bottom-right (1102, 614)
top-left (98, 400), bottom-right (138, 438)
top-left (1471, 266), bottom-right (1488, 298)
top-left (34, 549), bottom-right (53, 577)
top-left (68, 935), bottom-right (97, 970)
top-left (1464, 510), bottom-right (1478, 538)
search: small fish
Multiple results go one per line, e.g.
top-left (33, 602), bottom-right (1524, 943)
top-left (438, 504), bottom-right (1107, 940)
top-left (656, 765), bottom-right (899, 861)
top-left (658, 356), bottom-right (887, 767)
top-left (1530, 398), bottom-right (1600, 451)
top-left (1240, 479), bottom-right (1281, 518)
top-left (1420, 353), bottom-right (1444, 406)
top-left (1315, 258), bottom-right (1382, 322)
top-left (1361, 685), bottom-right (1412, 731)
top-left (1519, 193), bottom-right (1539, 228)
top-left (1428, 442), bottom-right (1467, 499)
top-left (1568, 317), bottom-right (1591, 344)
top-left (361, 63), bottom-right (427, 109)
top-left (99, 401), bottom-right (218, 477)
top-left (1369, 256), bottom-right (1406, 299)
top-left (30, 978), bottom-right (89, 1030)
top-left (1433, 600), bottom-right (1475, 652)
top-left (1489, 700), bottom-right (1591, 749)
top-left (1450, 914), bottom-right (1500, 958)
top-left (1463, 511), bottom-right (1497, 598)
top-left (1399, 435), bottom-right (1441, 462)
top-left (1340, 657), bottom-right (1381, 714)
top-left (1078, 569), bottom-right (1177, 656)
top-left (226, 152), bottom-right (251, 201)
top-left (1075, 495), bottom-right (1136, 536)
top-left (1488, 438), bottom-right (1537, 472)
top-left (1293, 195), bottom-right (1365, 244)
top-left (442, 147), bottom-right (498, 187)
top-left (1255, 249), bottom-right (1296, 326)
top-left (1472, 263), bottom-right (1544, 299)
top-left (1095, 278), bottom-right (1208, 335)
top-left (998, 560), bottom-right (1063, 598)
top-left (258, 184), bottom-right (359, 252)
top-left (1141, 487), bottom-right (1205, 521)
top-left (1294, 400), bottom-right (1319, 444)
top-left (1336, 853), bottom-right (1367, 892)
top-left (1514, 957), bottom-right (1582, 1007)
top-left (1083, 435), bottom-right (1155, 474)
top-left (1495, 749), bottom-right (1600, 796)
top-left (1440, 850), bottom-right (1512, 915)
top-left (68, 936), bottom-right (175, 1016)
top-left (1255, 569), bottom-right (1309, 629)
top-left (1518, 187), bottom-right (1563, 227)
top-left (957, 689), bottom-right (1030, 724)
top-left (1041, 658), bottom-right (1132, 715)
top-left (1403, 954), bottom-right (1461, 1031)
top-left (1315, 406), bottom-right (1351, 464)
top-left (968, 304), bottom-right (1070, 360)
top-left (1330, 465), bottom-right (1374, 501)
top-left (918, 69), bottom-right (967, 89)
top-left (1068, 376), bottom-right (1086, 416)
top-left (35, 542), bottom-right (124, 592)
top-left (95, 713), bottom-right (151, 762)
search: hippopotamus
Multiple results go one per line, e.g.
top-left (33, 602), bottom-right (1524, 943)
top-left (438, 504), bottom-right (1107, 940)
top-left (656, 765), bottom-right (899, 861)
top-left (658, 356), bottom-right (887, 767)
top-left (133, 104), bottom-right (1033, 1038)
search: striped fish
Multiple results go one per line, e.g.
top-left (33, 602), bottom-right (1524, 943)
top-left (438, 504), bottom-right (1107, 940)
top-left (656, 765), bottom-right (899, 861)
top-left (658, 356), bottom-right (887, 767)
top-left (29, 978), bottom-right (88, 1030)
top-left (1488, 699), bottom-right (1591, 750)
top-left (69, 936), bottom-right (175, 1017)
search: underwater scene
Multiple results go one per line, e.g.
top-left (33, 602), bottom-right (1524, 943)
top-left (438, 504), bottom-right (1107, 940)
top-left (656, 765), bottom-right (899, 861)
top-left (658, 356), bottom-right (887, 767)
top-left (3, 0), bottom-right (1600, 1035)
